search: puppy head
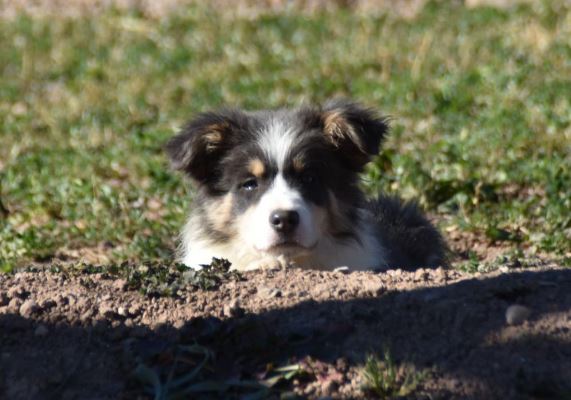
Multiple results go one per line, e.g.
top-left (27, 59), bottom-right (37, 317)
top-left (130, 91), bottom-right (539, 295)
top-left (167, 100), bottom-right (389, 259)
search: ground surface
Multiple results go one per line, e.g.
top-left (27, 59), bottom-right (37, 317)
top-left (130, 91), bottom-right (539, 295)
top-left (1, 262), bottom-right (570, 399)
top-left (2, 0), bottom-right (571, 271)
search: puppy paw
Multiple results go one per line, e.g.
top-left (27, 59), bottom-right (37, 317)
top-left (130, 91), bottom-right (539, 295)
top-left (243, 255), bottom-right (294, 271)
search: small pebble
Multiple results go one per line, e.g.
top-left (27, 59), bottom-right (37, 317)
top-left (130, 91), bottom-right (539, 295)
top-left (258, 287), bottom-right (282, 299)
top-left (34, 324), bottom-right (49, 337)
top-left (320, 381), bottom-right (336, 398)
top-left (435, 267), bottom-right (447, 283)
top-left (99, 302), bottom-right (115, 317)
top-left (7, 285), bottom-right (26, 299)
top-left (80, 310), bottom-right (93, 323)
top-left (506, 304), bottom-right (531, 325)
top-left (66, 294), bottom-right (78, 306)
top-left (0, 291), bottom-right (8, 306)
top-left (19, 299), bottom-right (39, 318)
top-left (40, 299), bottom-right (57, 309)
top-left (223, 299), bottom-right (244, 318)
top-left (128, 304), bottom-right (142, 316)
top-left (8, 297), bottom-right (23, 313)
top-left (113, 279), bottom-right (127, 291)
top-left (414, 269), bottom-right (429, 281)
top-left (76, 298), bottom-right (91, 310)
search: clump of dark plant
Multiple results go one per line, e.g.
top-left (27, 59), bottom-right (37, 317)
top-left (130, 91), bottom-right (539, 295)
top-left (25, 257), bottom-right (241, 297)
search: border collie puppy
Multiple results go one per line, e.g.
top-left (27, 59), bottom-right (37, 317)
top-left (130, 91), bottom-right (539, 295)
top-left (166, 99), bottom-right (446, 271)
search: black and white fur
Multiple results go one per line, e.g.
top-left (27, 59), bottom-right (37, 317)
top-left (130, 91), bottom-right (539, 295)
top-left (166, 99), bottom-right (446, 271)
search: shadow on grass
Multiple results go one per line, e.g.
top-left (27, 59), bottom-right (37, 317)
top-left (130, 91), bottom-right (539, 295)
top-left (1, 268), bottom-right (570, 399)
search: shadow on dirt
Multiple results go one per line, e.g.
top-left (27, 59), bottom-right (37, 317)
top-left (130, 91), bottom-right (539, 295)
top-left (1, 268), bottom-right (570, 399)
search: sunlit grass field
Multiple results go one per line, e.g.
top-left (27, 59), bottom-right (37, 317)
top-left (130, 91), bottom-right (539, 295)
top-left (1, 1), bottom-right (570, 272)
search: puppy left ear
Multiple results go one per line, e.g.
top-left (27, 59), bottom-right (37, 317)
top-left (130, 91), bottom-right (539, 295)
top-left (320, 99), bottom-right (389, 170)
top-left (165, 109), bottom-right (250, 188)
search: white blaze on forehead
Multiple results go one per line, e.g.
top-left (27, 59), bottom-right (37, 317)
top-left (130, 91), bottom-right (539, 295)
top-left (257, 119), bottom-right (297, 170)
top-left (262, 174), bottom-right (302, 209)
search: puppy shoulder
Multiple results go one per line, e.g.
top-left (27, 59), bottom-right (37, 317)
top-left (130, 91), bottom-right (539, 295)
top-left (366, 195), bottom-right (448, 269)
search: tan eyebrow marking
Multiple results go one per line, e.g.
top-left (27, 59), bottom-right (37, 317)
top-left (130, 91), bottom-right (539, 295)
top-left (247, 158), bottom-right (265, 177)
top-left (292, 155), bottom-right (306, 172)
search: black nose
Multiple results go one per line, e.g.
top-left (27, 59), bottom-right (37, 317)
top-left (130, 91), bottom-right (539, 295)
top-left (269, 210), bottom-right (299, 234)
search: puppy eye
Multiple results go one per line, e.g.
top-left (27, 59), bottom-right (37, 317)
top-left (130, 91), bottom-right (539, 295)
top-left (301, 173), bottom-right (315, 184)
top-left (241, 178), bottom-right (258, 191)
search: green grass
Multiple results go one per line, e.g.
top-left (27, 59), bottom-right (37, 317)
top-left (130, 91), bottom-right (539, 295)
top-left (1, 1), bottom-right (571, 271)
top-left (362, 349), bottom-right (426, 398)
top-left (129, 341), bottom-right (305, 399)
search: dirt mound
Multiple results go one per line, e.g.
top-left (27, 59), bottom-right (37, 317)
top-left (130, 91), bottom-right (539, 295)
top-left (1, 264), bottom-right (570, 399)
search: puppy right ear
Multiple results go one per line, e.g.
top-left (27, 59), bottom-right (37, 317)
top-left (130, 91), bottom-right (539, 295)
top-left (320, 99), bottom-right (389, 171)
top-left (165, 109), bottom-right (248, 186)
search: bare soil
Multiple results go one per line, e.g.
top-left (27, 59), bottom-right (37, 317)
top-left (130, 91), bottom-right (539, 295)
top-left (1, 260), bottom-right (570, 399)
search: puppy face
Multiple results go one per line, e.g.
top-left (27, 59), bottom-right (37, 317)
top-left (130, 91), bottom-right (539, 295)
top-left (166, 99), bottom-right (388, 261)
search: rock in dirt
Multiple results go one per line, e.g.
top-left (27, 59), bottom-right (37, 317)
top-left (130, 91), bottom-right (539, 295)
top-left (506, 304), bottom-right (531, 325)
top-left (321, 379), bottom-right (338, 396)
top-left (99, 301), bottom-right (116, 318)
top-left (0, 291), bottom-right (8, 306)
top-left (223, 299), bottom-right (244, 318)
top-left (435, 267), bottom-right (448, 283)
top-left (80, 309), bottom-right (94, 323)
top-left (7, 297), bottom-right (22, 313)
top-left (415, 268), bottom-right (429, 282)
top-left (34, 324), bottom-right (49, 337)
top-left (258, 287), bottom-right (282, 299)
top-left (128, 303), bottom-right (142, 317)
top-left (113, 279), bottom-right (128, 291)
top-left (7, 285), bottom-right (26, 300)
top-left (66, 293), bottom-right (78, 306)
top-left (40, 298), bottom-right (56, 310)
top-left (19, 300), bottom-right (39, 318)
